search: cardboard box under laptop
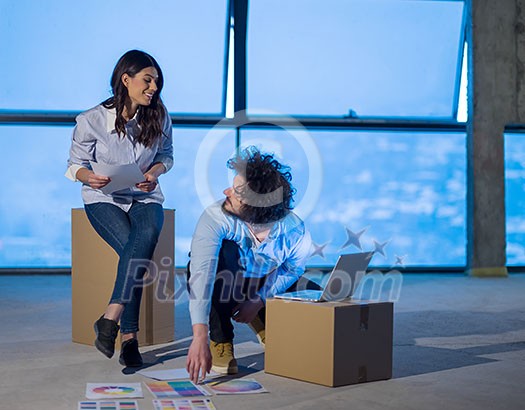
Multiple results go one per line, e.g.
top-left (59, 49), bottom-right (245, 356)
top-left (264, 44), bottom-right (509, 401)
top-left (71, 208), bottom-right (175, 346)
top-left (265, 298), bottom-right (393, 387)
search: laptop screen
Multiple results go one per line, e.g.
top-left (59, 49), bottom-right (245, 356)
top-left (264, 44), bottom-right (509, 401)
top-left (320, 252), bottom-right (373, 301)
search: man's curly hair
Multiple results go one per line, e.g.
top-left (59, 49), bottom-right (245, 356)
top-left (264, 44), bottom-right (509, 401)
top-left (225, 146), bottom-right (296, 224)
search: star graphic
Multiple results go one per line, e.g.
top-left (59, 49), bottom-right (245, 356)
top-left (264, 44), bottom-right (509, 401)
top-left (394, 254), bottom-right (407, 268)
top-left (373, 239), bottom-right (390, 258)
top-left (310, 241), bottom-right (329, 259)
top-left (340, 226), bottom-right (368, 250)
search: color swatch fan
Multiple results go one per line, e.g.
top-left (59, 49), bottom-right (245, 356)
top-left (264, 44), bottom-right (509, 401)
top-left (86, 383), bottom-right (143, 399)
top-left (206, 378), bottom-right (267, 395)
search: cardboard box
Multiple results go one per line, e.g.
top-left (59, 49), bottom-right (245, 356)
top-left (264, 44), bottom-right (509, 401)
top-left (265, 298), bottom-right (393, 387)
top-left (71, 208), bottom-right (175, 346)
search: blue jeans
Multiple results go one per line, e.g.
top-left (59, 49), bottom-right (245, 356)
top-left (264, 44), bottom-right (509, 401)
top-left (84, 201), bottom-right (164, 334)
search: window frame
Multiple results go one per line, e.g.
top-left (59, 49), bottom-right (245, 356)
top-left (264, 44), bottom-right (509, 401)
top-left (0, 0), bottom-right (478, 272)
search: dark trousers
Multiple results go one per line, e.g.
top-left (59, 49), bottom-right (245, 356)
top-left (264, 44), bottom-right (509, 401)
top-left (188, 240), bottom-right (321, 343)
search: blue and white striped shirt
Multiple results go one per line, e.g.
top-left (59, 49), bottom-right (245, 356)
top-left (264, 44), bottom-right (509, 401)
top-left (66, 104), bottom-right (173, 211)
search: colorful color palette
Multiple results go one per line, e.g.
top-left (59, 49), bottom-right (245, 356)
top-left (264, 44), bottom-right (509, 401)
top-left (152, 398), bottom-right (216, 410)
top-left (86, 383), bottom-right (143, 399)
top-left (145, 381), bottom-right (211, 399)
top-left (92, 387), bottom-right (135, 395)
top-left (78, 400), bottom-right (139, 410)
top-left (206, 378), bottom-right (267, 395)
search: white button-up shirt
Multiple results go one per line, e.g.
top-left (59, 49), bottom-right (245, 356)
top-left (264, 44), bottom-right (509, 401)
top-left (66, 104), bottom-right (173, 211)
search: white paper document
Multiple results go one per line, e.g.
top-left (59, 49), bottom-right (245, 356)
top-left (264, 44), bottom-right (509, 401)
top-left (138, 367), bottom-right (220, 381)
top-left (90, 161), bottom-right (145, 194)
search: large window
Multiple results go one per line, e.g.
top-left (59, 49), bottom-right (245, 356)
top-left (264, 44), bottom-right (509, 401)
top-left (0, 0), bottom-right (469, 269)
top-left (0, 125), bottom-right (237, 268)
top-left (505, 134), bottom-right (525, 265)
top-left (0, 125), bottom-right (81, 267)
top-left (0, 0), bottom-right (228, 114)
top-left (247, 0), bottom-right (465, 118)
top-left (241, 129), bottom-right (467, 266)
top-left (163, 127), bottom-right (236, 265)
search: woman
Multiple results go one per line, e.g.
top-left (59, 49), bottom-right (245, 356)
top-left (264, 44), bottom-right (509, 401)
top-left (66, 50), bottom-right (173, 367)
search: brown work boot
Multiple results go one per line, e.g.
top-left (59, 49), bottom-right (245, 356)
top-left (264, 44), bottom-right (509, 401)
top-left (210, 341), bottom-right (238, 374)
top-left (248, 315), bottom-right (265, 348)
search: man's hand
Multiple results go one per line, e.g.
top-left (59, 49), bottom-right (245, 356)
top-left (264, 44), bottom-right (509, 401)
top-left (186, 324), bottom-right (211, 384)
top-left (232, 297), bottom-right (264, 323)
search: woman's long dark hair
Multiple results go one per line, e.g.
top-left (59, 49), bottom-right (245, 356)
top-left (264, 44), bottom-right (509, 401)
top-left (102, 49), bottom-right (167, 148)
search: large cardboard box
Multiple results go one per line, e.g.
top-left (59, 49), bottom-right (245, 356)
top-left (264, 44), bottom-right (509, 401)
top-left (71, 208), bottom-right (175, 346)
top-left (265, 298), bottom-right (393, 387)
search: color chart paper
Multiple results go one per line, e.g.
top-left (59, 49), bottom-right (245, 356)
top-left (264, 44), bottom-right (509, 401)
top-left (206, 378), bottom-right (267, 395)
top-left (86, 383), bottom-right (143, 399)
top-left (138, 368), bottom-right (221, 381)
top-left (152, 398), bottom-right (216, 410)
top-left (145, 381), bottom-right (211, 398)
top-left (78, 400), bottom-right (139, 410)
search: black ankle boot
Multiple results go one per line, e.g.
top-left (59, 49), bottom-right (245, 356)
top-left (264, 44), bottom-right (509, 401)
top-left (119, 338), bottom-right (143, 367)
top-left (93, 316), bottom-right (119, 358)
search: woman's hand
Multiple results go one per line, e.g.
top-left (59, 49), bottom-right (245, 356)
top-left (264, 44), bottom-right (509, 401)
top-left (136, 163), bottom-right (166, 192)
top-left (76, 168), bottom-right (110, 190)
top-left (88, 173), bottom-right (111, 189)
top-left (136, 172), bottom-right (158, 192)
top-left (232, 297), bottom-right (264, 324)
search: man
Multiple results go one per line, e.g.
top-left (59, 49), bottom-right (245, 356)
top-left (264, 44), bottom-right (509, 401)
top-left (186, 146), bottom-right (317, 383)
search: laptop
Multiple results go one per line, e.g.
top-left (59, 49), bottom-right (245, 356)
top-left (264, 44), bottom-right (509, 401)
top-left (274, 252), bottom-right (374, 302)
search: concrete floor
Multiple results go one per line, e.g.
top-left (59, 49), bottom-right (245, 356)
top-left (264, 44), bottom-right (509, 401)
top-left (1, 273), bottom-right (525, 410)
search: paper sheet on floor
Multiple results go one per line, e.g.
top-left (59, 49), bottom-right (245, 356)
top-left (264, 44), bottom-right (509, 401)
top-left (153, 398), bottom-right (216, 410)
top-left (78, 400), bottom-right (139, 410)
top-left (205, 378), bottom-right (267, 395)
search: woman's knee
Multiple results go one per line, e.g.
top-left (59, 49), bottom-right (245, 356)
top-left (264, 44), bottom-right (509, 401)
top-left (85, 203), bottom-right (130, 252)
top-left (140, 224), bottom-right (162, 244)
